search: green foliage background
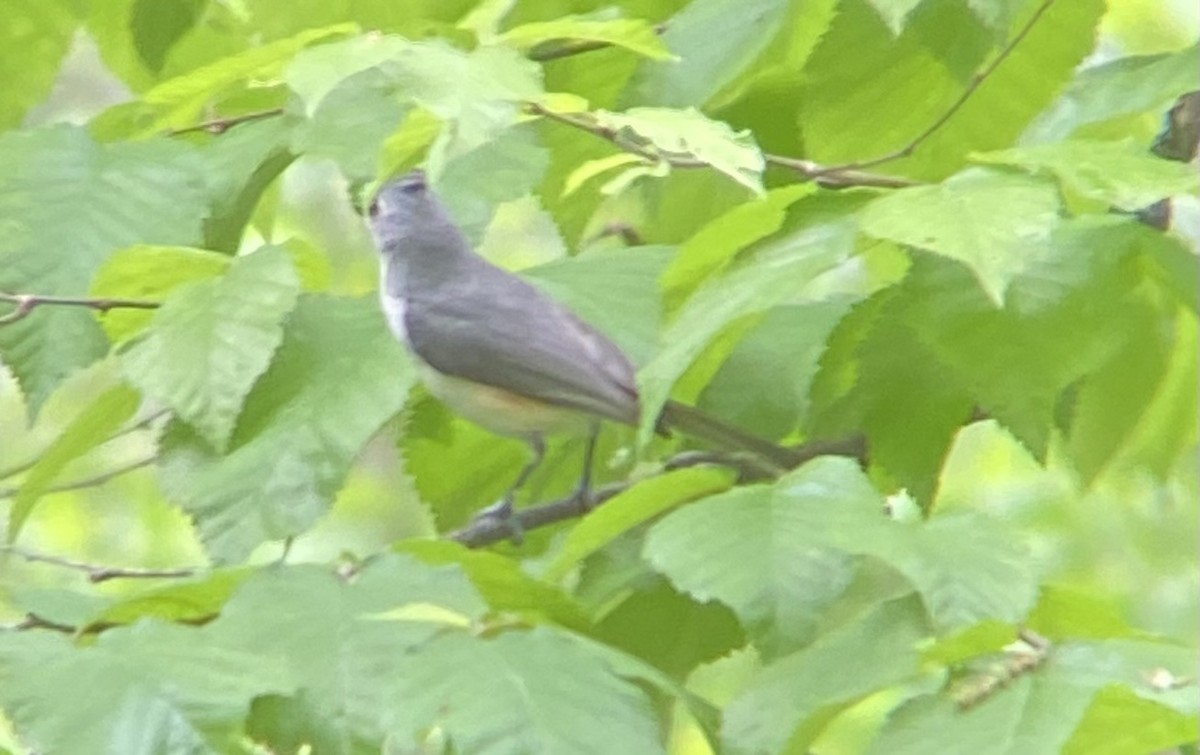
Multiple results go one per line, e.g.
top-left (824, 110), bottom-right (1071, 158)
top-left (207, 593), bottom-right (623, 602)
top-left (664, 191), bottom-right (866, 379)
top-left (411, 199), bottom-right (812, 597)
top-left (0, 0), bottom-right (1197, 752)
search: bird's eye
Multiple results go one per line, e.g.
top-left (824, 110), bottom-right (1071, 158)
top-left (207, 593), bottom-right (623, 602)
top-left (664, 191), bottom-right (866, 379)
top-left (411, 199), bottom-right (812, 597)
top-left (368, 198), bottom-right (382, 218)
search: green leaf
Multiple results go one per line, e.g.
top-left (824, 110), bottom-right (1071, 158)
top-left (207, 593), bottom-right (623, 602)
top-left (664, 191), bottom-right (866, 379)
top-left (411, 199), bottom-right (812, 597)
top-left (87, 569), bottom-right (253, 629)
top-left (121, 246), bottom-right (300, 452)
top-left (861, 168), bottom-right (1062, 304)
top-left (0, 0), bottom-right (76, 128)
top-left (637, 193), bottom-right (860, 445)
top-left (0, 624), bottom-right (289, 755)
top-left (865, 0), bottom-right (925, 35)
top-left (592, 107), bottom-right (765, 194)
top-left (543, 467), bottom-right (735, 583)
top-left (157, 295), bottom-right (413, 562)
top-left (660, 183), bottom-right (815, 313)
top-left (800, 0), bottom-right (1104, 179)
top-left (1065, 684), bottom-right (1200, 754)
top-left (386, 627), bottom-right (666, 755)
top-left (977, 139), bottom-right (1200, 211)
top-left (139, 24), bottom-right (357, 129)
top-left (9, 384), bottom-right (140, 540)
top-left (1023, 43), bottom-right (1200, 144)
top-left (89, 246), bottom-right (232, 342)
top-left (291, 67), bottom-right (407, 180)
top-left (500, 16), bottom-right (674, 61)
top-left (0, 127), bottom-right (209, 413)
top-left (646, 458), bottom-right (1038, 640)
top-left (624, 0), bottom-right (791, 107)
top-left (723, 597), bottom-right (929, 754)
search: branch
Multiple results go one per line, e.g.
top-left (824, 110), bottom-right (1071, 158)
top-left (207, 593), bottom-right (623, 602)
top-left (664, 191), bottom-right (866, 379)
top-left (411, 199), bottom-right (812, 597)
top-left (0, 292), bottom-right (160, 326)
top-left (525, 102), bottom-right (918, 190)
top-left (0, 455), bottom-right (157, 501)
top-left (166, 107), bottom-right (286, 136)
top-left (816, 0), bottom-right (1058, 176)
top-left (1, 545), bottom-right (197, 584)
top-left (953, 629), bottom-right (1052, 710)
top-left (449, 434), bottom-right (868, 548)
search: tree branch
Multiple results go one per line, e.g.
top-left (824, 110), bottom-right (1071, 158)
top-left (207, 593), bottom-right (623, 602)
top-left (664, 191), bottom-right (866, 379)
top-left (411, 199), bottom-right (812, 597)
top-left (449, 434), bottom-right (868, 548)
top-left (166, 107), bottom-right (286, 136)
top-left (525, 102), bottom-right (918, 189)
top-left (0, 456), bottom-right (157, 501)
top-left (0, 292), bottom-right (160, 326)
top-left (1, 545), bottom-right (198, 584)
top-left (816, 0), bottom-right (1058, 177)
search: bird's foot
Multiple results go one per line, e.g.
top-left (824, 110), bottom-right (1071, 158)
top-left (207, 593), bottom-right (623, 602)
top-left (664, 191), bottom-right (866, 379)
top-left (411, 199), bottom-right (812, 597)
top-left (473, 497), bottom-right (525, 545)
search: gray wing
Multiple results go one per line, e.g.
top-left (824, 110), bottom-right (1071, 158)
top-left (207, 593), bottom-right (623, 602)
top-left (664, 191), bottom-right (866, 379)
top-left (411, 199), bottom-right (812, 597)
top-left (403, 257), bottom-right (640, 425)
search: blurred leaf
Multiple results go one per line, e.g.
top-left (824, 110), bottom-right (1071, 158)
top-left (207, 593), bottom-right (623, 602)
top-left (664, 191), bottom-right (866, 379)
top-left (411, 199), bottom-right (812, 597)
top-left (1023, 43), bottom-right (1200, 144)
top-left (121, 246), bottom-right (300, 452)
top-left (0, 624), bottom-right (289, 755)
top-left (131, 0), bottom-right (206, 74)
top-left (0, 127), bottom-right (209, 413)
top-left (866, 0), bottom-right (925, 35)
top-left (1065, 684), bottom-right (1199, 754)
top-left (860, 168), bottom-right (1061, 304)
top-left (501, 16), bottom-right (674, 60)
top-left (0, 0), bottom-right (76, 128)
top-left (9, 384), bottom-right (140, 540)
top-left (624, 0), bottom-right (791, 107)
top-left (90, 246), bottom-right (231, 341)
top-left (292, 67), bottom-right (406, 180)
top-left (88, 569), bottom-right (253, 629)
top-left (141, 24), bottom-right (356, 129)
top-left (157, 296), bottom-right (412, 562)
top-left (977, 139), bottom-right (1200, 210)
top-left (723, 597), bottom-right (929, 754)
top-left (593, 107), bottom-right (765, 194)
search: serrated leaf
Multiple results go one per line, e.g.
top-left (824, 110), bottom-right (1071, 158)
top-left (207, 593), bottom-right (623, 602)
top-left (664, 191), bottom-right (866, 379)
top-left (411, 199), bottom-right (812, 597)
top-left (9, 384), bottom-right (141, 540)
top-left (156, 295), bottom-right (412, 562)
top-left (89, 245), bottom-right (232, 342)
top-left (861, 169), bottom-right (1062, 304)
top-left (291, 67), bottom-right (407, 180)
top-left (723, 597), bottom-right (929, 754)
top-left (501, 16), bottom-right (674, 60)
top-left (593, 107), bottom-right (765, 194)
top-left (661, 183), bottom-right (815, 313)
top-left (637, 195), bottom-right (860, 445)
top-left (122, 246), bottom-right (300, 452)
top-left (543, 467), bottom-right (735, 583)
top-left (0, 127), bottom-right (209, 413)
top-left (977, 139), bottom-right (1200, 211)
top-left (647, 458), bottom-right (1038, 641)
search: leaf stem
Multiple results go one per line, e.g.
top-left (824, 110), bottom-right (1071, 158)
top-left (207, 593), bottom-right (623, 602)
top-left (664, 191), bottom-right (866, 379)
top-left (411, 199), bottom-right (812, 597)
top-left (0, 292), bottom-right (160, 326)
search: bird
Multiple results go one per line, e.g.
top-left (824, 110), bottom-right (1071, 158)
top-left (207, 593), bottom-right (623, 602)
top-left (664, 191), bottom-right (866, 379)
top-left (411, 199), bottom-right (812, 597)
top-left (367, 169), bottom-right (798, 527)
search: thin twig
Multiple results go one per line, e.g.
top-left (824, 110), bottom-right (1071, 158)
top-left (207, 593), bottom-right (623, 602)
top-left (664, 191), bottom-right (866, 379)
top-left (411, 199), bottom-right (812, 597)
top-left (525, 102), bottom-right (916, 189)
top-left (0, 410), bottom-right (168, 483)
top-left (166, 107), bottom-right (286, 136)
top-left (0, 292), bottom-right (160, 326)
top-left (0, 455), bottom-right (157, 500)
top-left (817, 0), bottom-right (1058, 176)
top-left (2, 545), bottom-right (197, 584)
top-left (449, 434), bottom-right (868, 548)
top-left (528, 23), bottom-right (669, 63)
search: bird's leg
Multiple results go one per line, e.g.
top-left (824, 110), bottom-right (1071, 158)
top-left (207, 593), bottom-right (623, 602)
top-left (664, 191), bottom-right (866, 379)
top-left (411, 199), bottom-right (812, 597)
top-left (571, 424), bottom-right (601, 511)
top-left (476, 435), bottom-right (546, 542)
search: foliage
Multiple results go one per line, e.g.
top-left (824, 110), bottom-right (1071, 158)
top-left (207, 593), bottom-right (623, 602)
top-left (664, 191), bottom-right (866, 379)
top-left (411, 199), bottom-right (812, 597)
top-left (0, 0), bottom-right (1197, 753)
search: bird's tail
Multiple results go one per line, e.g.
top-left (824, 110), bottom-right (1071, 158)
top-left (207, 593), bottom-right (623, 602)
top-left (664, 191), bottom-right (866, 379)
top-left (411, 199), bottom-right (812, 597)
top-left (657, 400), bottom-right (803, 473)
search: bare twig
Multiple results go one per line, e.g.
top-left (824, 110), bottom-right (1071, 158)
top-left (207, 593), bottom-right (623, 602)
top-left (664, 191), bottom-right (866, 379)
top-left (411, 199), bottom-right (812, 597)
top-left (525, 102), bottom-right (917, 189)
top-left (2, 545), bottom-right (197, 584)
top-left (0, 410), bottom-right (167, 483)
top-left (166, 107), bottom-right (286, 136)
top-left (817, 0), bottom-right (1058, 176)
top-left (0, 456), bottom-right (157, 500)
top-left (953, 629), bottom-right (1052, 710)
top-left (0, 292), bottom-right (160, 326)
top-left (449, 434), bottom-right (868, 548)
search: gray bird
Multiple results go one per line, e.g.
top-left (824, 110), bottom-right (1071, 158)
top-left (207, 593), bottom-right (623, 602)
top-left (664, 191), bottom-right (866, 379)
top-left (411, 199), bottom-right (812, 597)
top-left (369, 170), bottom-right (797, 524)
